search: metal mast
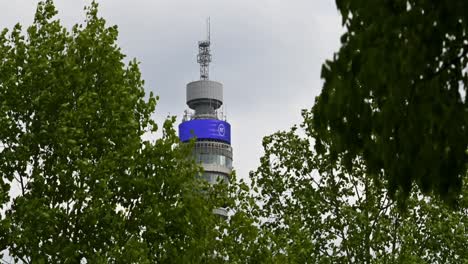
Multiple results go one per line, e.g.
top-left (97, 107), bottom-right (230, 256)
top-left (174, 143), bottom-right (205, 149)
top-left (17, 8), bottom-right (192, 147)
top-left (197, 18), bottom-right (211, 80)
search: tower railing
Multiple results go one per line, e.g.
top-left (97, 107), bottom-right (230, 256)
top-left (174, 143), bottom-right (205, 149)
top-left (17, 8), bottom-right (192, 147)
top-left (182, 110), bottom-right (226, 122)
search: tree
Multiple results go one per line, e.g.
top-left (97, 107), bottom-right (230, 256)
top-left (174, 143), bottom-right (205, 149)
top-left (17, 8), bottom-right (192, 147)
top-left (0, 1), bottom-right (226, 262)
top-left (251, 110), bottom-right (468, 263)
top-left (312, 0), bottom-right (468, 203)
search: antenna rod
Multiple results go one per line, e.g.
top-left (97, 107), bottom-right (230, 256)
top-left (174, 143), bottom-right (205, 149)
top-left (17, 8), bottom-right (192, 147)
top-left (207, 17), bottom-right (210, 42)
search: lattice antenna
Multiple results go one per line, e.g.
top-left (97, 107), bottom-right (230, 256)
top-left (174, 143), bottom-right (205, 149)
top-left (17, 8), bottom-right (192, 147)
top-left (197, 18), bottom-right (211, 80)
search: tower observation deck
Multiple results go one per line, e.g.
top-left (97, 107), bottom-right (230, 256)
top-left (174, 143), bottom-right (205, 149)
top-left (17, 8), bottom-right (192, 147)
top-left (178, 19), bottom-right (232, 217)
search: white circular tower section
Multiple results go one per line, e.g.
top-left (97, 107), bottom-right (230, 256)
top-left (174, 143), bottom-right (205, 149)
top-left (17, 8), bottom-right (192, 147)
top-left (186, 80), bottom-right (223, 111)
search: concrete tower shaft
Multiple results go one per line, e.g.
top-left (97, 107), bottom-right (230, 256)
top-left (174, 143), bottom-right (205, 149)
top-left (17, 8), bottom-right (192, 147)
top-left (178, 20), bottom-right (232, 217)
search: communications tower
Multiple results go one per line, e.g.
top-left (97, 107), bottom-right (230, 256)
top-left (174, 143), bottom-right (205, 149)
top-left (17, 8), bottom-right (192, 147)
top-left (178, 19), bottom-right (232, 217)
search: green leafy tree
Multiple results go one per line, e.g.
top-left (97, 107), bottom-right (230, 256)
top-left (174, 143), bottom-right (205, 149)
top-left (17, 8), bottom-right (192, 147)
top-left (0, 1), bottom-right (227, 262)
top-left (214, 174), bottom-right (276, 264)
top-left (312, 0), bottom-right (468, 203)
top-left (251, 110), bottom-right (468, 263)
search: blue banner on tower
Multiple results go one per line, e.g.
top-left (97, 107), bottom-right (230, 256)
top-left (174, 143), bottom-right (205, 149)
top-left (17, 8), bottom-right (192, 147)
top-left (179, 119), bottom-right (231, 144)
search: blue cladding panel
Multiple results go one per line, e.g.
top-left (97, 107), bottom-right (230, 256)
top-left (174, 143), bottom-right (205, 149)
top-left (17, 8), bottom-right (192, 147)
top-left (179, 119), bottom-right (231, 144)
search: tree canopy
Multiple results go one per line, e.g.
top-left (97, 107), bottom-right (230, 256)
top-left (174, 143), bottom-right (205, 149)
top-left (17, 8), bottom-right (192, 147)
top-left (0, 1), bottom-right (237, 262)
top-left (312, 0), bottom-right (468, 203)
top-left (251, 110), bottom-right (468, 263)
top-left (2, 1), bottom-right (467, 262)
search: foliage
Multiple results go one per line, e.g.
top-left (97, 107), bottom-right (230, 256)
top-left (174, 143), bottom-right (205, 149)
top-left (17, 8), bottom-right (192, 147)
top-left (0, 1), bottom-right (230, 262)
top-left (251, 110), bottom-right (468, 263)
top-left (312, 0), bottom-right (468, 203)
top-left (212, 173), bottom-right (276, 264)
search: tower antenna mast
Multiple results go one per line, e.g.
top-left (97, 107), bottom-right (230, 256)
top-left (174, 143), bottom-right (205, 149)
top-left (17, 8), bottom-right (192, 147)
top-left (207, 17), bottom-right (210, 42)
top-left (197, 18), bottom-right (211, 80)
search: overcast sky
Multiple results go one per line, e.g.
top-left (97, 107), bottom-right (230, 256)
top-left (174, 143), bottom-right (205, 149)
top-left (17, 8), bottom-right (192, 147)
top-left (0, 0), bottom-right (343, 182)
